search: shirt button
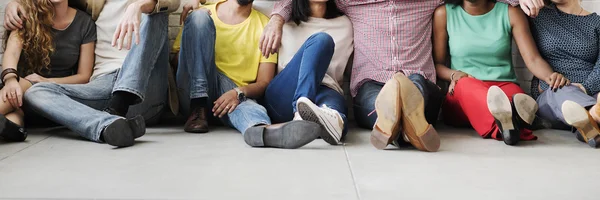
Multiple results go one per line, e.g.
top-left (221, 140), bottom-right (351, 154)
top-left (392, 37), bottom-right (396, 41)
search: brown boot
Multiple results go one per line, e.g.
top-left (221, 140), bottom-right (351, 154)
top-left (184, 107), bottom-right (209, 133)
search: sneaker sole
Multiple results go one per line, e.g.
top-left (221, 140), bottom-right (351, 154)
top-left (513, 93), bottom-right (538, 125)
top-left (103, 119), bottom-right (135, 147)
top-left (396, 74), bottom-right (440, 152)
top-left (562, 101), bottom-right (600, 148)
top-left (487, 86), bottom-right (518, 145)
top-left (297, 99), bottom-right (341, 145)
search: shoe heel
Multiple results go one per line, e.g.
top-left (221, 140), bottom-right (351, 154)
top-left (371, 126), bottom-right (392, 150)
top-left (417, 125), bottom-right (440, 152)
top-left (562, 100), bottom-right (600, 148)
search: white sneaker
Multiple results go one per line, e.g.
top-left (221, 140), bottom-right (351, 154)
top-left (296, 97), bottom-right (343, 145)
top-left (293, 112), bottom-right (303, 121)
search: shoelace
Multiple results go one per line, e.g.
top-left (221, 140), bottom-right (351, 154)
top-left (320, 104), bottom-right (340, 119)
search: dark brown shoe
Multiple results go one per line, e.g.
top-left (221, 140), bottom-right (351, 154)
top-left (184, 108), bottom-right (209, 133)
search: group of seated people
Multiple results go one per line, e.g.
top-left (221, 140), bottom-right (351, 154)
top-left (0, 0), bottom-right (598, 151)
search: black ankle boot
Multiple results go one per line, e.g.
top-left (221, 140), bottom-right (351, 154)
top-left (0, 115), bottom-right (27, 142)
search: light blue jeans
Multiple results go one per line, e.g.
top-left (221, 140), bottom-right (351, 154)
top-left (23, 13), bottom-right (169, 142)
top-left (176, 11), bottom-right (270, 133)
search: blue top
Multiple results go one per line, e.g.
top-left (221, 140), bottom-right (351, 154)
top-left (530, 5), bottom-right (600, 98)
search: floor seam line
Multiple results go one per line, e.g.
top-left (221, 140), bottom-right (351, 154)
top-left (0, 135), bottom-right (52, 162)
top-left (343, 144), bottom-right (362, 200)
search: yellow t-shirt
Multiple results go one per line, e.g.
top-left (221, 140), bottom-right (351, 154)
top-left (173, 3), bottom-right (278, 87)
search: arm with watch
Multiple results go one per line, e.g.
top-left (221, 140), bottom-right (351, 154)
top-left (212, 62), bottom-right (277, 118)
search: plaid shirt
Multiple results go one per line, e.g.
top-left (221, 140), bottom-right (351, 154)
top-left (272, 0), bottom-right (518, 96)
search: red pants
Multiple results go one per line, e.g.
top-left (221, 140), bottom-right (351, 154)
top-left (443, 77), bottom-right (536, 141)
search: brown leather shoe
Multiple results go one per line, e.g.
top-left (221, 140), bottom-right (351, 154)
top-left (184, 108), bottom-right (209, 133)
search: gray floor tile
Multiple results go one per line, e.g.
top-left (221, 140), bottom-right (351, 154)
top-left (0, 130), bottom-right (52, 160)
top-left (344, 126), bottom-right (599, 200)
top-left (0, 127), bottom-right (357, 200)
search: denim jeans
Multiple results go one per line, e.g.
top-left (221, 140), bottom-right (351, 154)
top-left (176, 11), bottom-right (270, 134)
top-left (353, 81), bottom-right (383, 129)
top-left (537, 85), bottom-right (598, 129)
top-left (263, 32), bottom-right (348, 135)
top-left (24, 13), bottom-right (169, 142)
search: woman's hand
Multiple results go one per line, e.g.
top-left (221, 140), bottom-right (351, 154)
top-left (212, 90), bottom-right (240, 118)
top-left (3, 1), bottom-right (25, 30)
top-left (448, 71), bottom-right (471, 95)
top-left (545, 72), bottom-right (570, 91)
top-left (1, 78), bottom-right (23, 108)
top-left (24, 73), bottom-right (49, 83)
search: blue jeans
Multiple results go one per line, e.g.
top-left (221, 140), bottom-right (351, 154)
top-left (353, 81), bottom-right (383, 129)
top-left (537, 85), bottom-right (598, 129)
top-left (176, 11), bottom-right (270, 134)
top-left (24, 13), bottom-right (169, 142)
top-left (263, 33), bottom-right (348, 135)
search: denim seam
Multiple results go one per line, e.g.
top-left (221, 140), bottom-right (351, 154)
top-left (114, 87), bottom-right (145, 102)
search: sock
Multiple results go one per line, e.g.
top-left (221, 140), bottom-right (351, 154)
top-left (108, 91), bottom-right (137, 116)
top-left (190, 97), bottom-right (208, 111)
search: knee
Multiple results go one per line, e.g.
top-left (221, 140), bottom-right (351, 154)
top-left (308, 32), bottom-right (335, 51)
top-left (24, 83), bottom-right (58, 103)
top-left (184, 11), bottom-right (215, 32)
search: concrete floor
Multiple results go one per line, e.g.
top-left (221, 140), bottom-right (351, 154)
top-left (0, 125), bottom-right (598, 200)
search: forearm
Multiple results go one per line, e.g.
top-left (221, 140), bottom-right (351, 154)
top-left (435, 64), bottom-right (456, 82)
top-left (272, 0), bottom-right (293, 22)
top-left (239, 82), bottom-right (269, 99)
top-left (524, 57), bottom-right (554, 83)
top-left (48, 74), bottom-right (90, 84)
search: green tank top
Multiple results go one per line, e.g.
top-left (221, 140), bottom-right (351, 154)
top-left (446, 3), bottom-right (517, 82)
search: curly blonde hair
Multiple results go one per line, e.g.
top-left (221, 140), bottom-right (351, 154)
top-left (3, 0), bottom-right (55, 75)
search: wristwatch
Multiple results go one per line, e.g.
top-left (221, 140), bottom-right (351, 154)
top-left (234, 88), bottom-right (246, 102)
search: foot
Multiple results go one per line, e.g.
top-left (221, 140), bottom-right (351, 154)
top-left (296, 97), bottom-right (343, 145)
top-left (372, 73), bottom-right (440, 151)
top-left (243, 121), bottom-right (321, 149)
top-left (101, 118), bottom-right (135, 147)
top-left (0, 114), bottom-right (27, 142)
top-left (562, 100), bottom-right (600, 148)
top-left (184, 107), bottom-right (209, 133)
top-left (104, 108), bottom-right (145, 139)
top-left (487, 86), bottom-right (520, 146)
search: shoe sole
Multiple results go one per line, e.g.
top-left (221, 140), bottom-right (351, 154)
top-left (513, 93), bottom-right (538, 125)
top-left (103, 119), bottom-right (135, 147)
top-left (396, 74), bottom-right (440, 152)
top-left (297, 98), bottom-right (342, 145)
top-left (244, 121), bottom-right (320, 149)
top-left (127, 115), bottom-right (146, 139)
top-left (487, 86), bottom-right (518, 145)
top-left (371, 76), bottom-right (403, 150)
top-left (562, 101), bottom-right (600, 148)
top-left (184, 125), bottom-right (209, 133)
